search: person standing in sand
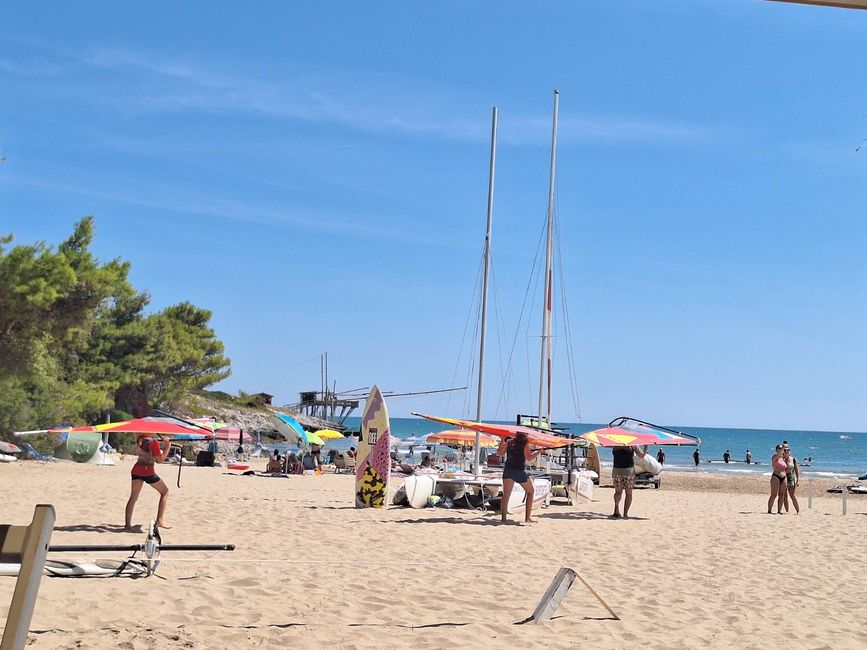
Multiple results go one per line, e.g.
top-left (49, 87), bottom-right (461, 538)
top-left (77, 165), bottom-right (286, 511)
top-left (125, 434), bottom-right (172, 530)
top-left (767, 444), bottom-right (787, 514)
top-left (611, 445), bottom-right (648, 519)
top-left (783, 446), bottom-right (800, 514)
top-left (310, 443), bottom-right (322, 471)
top-left (497, 431), bottom-right (542, 524)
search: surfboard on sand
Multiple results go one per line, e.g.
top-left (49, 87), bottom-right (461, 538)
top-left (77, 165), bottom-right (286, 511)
top-left (634, 453), bottom-right (662, 476)
top-left (585, 444), bottom-right (601, 476)
top-left (567, 469), bottom-right (595, 504)
top-left (403, 474), bottom-right (436, 508)
top-left (506, 478), bottom-right (551, 514)
top-left (355, 385), bottom-right (391, 508)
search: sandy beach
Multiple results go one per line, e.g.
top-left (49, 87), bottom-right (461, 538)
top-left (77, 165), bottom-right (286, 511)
top-left (2, 458), bottom-right (865, 649)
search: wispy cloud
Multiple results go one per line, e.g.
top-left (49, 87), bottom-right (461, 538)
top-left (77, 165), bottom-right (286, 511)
top-left (6, 44), bottom-right (716, 147)
top-left (0, 56), bottom-right (60, 77)
top-left (5, 174), bottom-right (473, 250)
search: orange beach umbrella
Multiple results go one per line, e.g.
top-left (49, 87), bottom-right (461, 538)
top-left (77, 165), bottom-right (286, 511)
top-left (425, 429), bottom-right (499, 447)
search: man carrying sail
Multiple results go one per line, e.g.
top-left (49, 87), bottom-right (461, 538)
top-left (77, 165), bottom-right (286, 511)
top-left (611, 445), bottom-right (648, 519)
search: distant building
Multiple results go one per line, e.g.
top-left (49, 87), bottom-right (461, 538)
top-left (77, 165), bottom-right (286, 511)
top-left (250, 392), bottom-right (274, 406)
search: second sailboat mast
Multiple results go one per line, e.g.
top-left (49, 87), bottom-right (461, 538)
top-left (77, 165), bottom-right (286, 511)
top-left (537, 90), bottom-right (559, 425)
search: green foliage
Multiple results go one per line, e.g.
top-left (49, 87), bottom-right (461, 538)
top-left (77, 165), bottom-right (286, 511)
top-left (0, 219), bottom-right (232, 436)
top-left (196, 388), bottom-right (255, 409)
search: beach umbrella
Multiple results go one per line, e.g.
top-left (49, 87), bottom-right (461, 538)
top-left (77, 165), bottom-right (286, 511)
top-left (425, 429), bottom-right (499, 447)
top-left (581, 417), bottom-right (699, 447)
top-left (214, 428), bottom-right (253, 443)
top-left (273, 414), bottom-right (325, 447)
top-left (412, 412), bottom-right (575, 449)
top-left (0, 441), bottom-right (22, 454)
top-left (180, 418), bottom-right (253, 442)
top-left (314, 429), bottom-right (344, 440)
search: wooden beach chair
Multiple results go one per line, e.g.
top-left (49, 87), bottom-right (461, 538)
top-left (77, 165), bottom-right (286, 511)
top-left (334, 455), bottom-right (357, 474)
top-left (0, 504), bottom-right (55, 650)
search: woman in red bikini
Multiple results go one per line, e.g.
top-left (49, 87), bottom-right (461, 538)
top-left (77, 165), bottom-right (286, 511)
top-left (767, 444), bottom-right (787, 514)
top-left (125, 434), bottom-right (172, 530)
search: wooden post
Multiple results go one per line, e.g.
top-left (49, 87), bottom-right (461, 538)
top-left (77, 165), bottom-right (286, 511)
top-left (807, 479), bottom-right (813, 509)
top-left (532, 566), bottom-right (620, 623)
top-left (842, 485), bottom-right (848, 515)
top-left (0, 504), bottom-right (56, 650)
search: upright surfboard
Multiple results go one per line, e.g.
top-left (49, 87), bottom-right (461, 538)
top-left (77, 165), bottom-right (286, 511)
top-left (355, 385), bottom-right (391, 508)
top-left (585, 444), bottom-right (601, 476)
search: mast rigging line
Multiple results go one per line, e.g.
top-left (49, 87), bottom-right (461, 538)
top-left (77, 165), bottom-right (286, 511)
top-left (461, 276), bottom-right (483, 420)
top-left (446, 250), bottom-right (486, 417)
top-left (555, 211), bottom-right (583, 423)
top-left (493, 216), bottom-right (547, 419)
top-left (488, 259), bottom-right (517, 421)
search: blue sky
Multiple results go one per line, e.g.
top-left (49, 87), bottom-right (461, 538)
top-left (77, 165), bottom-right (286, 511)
top-left (1, 1), bottom-right (865, 431)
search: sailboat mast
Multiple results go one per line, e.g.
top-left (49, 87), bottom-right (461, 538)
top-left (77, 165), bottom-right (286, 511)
top-left (474, 106), bottom-right (498, 477)
top-left (537, 90), bottom-right (559, 426)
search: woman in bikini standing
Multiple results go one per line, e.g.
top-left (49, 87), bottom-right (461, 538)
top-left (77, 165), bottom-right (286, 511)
top-left (125, 433), bottom-right (172, 530)
top-left (497, 431), bottom-right (543, 524)
top-left (767, 444), bottom-right (787, 514)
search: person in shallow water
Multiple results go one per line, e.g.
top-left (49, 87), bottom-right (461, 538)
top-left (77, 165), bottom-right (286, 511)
top-left (611, 445), bottom-right (648, 519)
top-left (497, 431), bottom-right (543, 524)
top-left (693, 448), bottom-right (700, 467)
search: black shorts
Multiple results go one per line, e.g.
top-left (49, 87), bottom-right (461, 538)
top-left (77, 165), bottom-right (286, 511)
top-left (132, 474), bottom-right (161, 485)
top-left (503, 467), bottom-right (529, 483)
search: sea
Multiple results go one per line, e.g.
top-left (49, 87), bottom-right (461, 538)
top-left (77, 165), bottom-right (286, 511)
top-left (319, 417), bottom-right (867, 479)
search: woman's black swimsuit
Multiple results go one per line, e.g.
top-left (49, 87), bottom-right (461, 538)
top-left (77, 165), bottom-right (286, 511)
top-left (503, 438), bottom-right (529, 483)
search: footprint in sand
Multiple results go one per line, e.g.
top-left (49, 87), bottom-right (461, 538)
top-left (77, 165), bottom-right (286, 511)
top-left (227, 577), bottom-right (260, 587)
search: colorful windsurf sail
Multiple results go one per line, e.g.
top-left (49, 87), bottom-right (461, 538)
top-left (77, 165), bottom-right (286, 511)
top-left (19, 418), bottom-right (212, 439)
top-left (425, 429), bottom-right (499, 447)
top-left (581, 417), bottom-right (699, 447)
top-left (273, 413), bottom-right (324, 447)
top-left (412, 413), bottom-right (575, 449)
top-left (95, 419), bottom-right (214, 438)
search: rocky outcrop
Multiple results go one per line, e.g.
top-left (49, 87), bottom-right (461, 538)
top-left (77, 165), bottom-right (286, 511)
top-left (179, 393), bottom-right (339, 434)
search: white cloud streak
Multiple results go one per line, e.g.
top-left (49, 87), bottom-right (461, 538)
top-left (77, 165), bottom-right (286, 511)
top-left (5, 46), bottom-right (715, 147)
top-left (6, 174), bottom-right (473, 250)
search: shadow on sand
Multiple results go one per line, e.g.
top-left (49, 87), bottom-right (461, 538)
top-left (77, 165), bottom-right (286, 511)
top-left (390, 516), bottom-right (502, 526)
top-left (539, 511), bottom-right (647, 521)
top-left (52, 523), bottom-right (139, 534)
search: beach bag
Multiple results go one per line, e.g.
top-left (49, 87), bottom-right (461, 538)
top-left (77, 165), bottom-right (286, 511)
top-left (392, 485), bottom-right (409, 506)
top-left (195, 450), bottom-right (215, 467)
